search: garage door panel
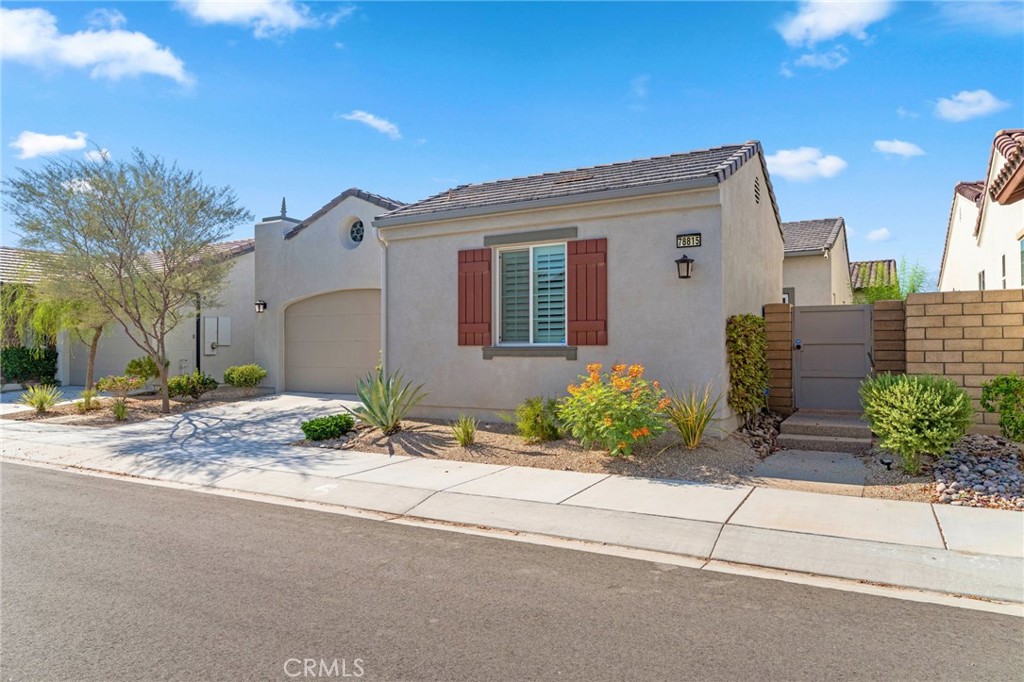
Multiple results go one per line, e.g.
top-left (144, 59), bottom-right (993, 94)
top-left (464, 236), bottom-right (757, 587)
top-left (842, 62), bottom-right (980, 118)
top-left (285, 290), bottom-right (381, 394)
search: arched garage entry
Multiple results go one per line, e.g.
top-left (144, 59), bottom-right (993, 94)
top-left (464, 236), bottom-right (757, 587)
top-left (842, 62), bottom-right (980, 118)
top-left (284, 289), bottom-right (381, 393)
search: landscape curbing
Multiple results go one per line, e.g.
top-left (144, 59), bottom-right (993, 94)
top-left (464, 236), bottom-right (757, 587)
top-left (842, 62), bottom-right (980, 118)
top-left (2, 407), bottom-right (1022, 606)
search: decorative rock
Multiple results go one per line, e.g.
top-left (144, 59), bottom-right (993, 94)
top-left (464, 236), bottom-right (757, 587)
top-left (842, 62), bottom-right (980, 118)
top-left (932, 434), bottom-right (1023, 511)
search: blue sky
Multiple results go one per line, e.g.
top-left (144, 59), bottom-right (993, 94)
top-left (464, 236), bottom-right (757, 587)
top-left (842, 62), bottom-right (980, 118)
top-left (2, 1), bottom-right (1022, 281)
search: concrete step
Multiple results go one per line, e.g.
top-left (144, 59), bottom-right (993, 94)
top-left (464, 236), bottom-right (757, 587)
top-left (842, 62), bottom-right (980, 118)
top-left (776, 433), bottom-right (872, 455)
top-left (780, 412), bottom-right (872, 439)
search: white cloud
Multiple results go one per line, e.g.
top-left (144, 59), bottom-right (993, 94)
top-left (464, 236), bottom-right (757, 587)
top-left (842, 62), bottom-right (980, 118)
top-left (779, 62), bottom-right (795, 78)
top-left (866, 227), bottom-right (891, 242)
top-left (62, 178), bottom-right (94, 194)
top-left (934, 89), bottom-right (1010, 122)
top-left (766, 147), bottom-right (847, 181)
top-left (326, 5), bottom-right (358, 28)
top-left (873, 139), bottom-right (925, 157)
top-left (777, 0), bottom-right (893, 47)
top-left (896, 106), bottom-right (919, 119)
top-left (337, 110), bottom-right (401, 140)
top-left (0, 8), bottom-right (191, 84)
top-left (939, 1), bottom-right (1023, 36)
top-left (176, 0), bottom-right (317, 38)
top-left (86, 8), bottom-right (127, 30)
top-left (10, 130), bottom-right (88, 159)
top-left (84, 148), bottom-right (111, 162)
top-left (794, 46), bottom-right (849, 70)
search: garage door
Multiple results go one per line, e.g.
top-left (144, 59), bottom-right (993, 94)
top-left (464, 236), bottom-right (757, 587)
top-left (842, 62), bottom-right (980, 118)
top-left (284, 289), bottom-right (381, 394)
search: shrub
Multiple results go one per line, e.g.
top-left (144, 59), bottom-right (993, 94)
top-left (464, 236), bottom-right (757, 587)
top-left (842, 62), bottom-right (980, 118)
top-left (96, 374), bottom-right (145, 397)
top-left (223, 363), bottom-right (268, 390)
top-left (1, 346), bottom-right (58, 385)
top-left (348, 369), bottom-right (427, 435)
top-left (76, 388), bottom-right (99, 413)
top-left (301, 413), bottom-right (355, 441)
top-left (125, 355), bottom-right (167, 382)
top-left (725, 315), bottom-right (769, 425)
top-left (111, 398), bottom-right (128, 421)
top-left (980, 375), bottom-right (1024, 443)
top-left (860, 374), bottom-right (974, 475)
top-left (451, 414), bottom-right (477, 447)
top-left (558, 363), bottom-right (668, 456)
top-left (514, 396), bottom-right (562, 443)
top-left (17, 384), bottom-right (63, 413)
top-left (666, 383), bottom-right (722, 449)
top-left (168, 370), bottom-right (219, 400)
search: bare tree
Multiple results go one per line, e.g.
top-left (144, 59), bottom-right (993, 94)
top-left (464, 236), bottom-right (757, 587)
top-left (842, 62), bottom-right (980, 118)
top-left (3, 150), bottom-right (252, 411)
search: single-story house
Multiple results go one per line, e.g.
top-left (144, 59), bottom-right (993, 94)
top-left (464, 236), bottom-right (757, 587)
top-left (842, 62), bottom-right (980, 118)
top-left (850, 258), bottom-right (898, 300)
top-left (373, 141), bottom-right (784, 431)
top-left (253, 189), bottom-right (404, 393)
top-left (938, 129), bottom-right (1024, 291)
top-left (781, 218), bottom-right (853, 306)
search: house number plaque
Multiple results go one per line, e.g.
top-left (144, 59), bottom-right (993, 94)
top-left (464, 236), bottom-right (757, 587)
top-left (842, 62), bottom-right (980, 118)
top-left (676, 233), bottom-right (701, 248)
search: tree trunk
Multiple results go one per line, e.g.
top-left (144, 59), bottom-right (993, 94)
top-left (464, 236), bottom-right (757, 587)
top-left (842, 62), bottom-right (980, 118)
top-left (156, 344), bottom-right (170, 413)
top-left (85, 326), bottom-right (102, 389)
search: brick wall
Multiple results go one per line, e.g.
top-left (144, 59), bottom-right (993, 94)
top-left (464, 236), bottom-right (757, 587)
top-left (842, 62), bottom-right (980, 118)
top-left (905, 290), bottom-right (1024, 428)
top-left (764, 303), bottom-right (794, 415)
top-left (872, 300), bottom-right (906, 374)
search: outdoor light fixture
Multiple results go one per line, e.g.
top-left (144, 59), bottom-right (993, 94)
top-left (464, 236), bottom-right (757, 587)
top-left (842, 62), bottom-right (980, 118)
top-left (254, 300), bottom-right (267, 314)
top-left (675, 254), bottom-right (694, 279)
top-left (879, 454), bottom-right (893, 470)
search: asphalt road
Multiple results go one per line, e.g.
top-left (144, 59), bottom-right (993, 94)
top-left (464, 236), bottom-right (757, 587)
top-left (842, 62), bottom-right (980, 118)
top-left (3, 463), bottom-right (1022, 682)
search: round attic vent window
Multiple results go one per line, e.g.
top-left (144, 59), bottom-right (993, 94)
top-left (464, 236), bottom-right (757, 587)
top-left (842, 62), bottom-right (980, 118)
top-left (349, 220), bottom-right (364, 243)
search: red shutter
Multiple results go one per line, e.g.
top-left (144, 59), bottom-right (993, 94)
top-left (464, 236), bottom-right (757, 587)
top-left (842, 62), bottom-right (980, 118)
top-left (457, 248), bottom-right (492, 346)
top-left (567, 238), bottom-right (608, 345)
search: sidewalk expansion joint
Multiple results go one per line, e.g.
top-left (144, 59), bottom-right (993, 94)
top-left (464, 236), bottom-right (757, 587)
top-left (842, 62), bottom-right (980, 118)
top-left (930, 504), bottom-right (949, 550)
top-left (554, 474), bottom-right (612, 505)
top-left (706, 485), bottom-right (757, 563)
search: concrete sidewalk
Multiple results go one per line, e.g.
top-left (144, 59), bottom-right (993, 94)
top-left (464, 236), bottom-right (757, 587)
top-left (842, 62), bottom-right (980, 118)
top-left (3, 407), bottom-right (1022, 605)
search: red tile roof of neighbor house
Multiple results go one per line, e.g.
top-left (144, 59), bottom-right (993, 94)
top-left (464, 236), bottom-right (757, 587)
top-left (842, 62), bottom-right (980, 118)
top-left (989, 129), bottom-right (1024, 205)
top-left (955, 180), bottom-right (985, 207)
top-left (850, 259), bottom-right (898, 290)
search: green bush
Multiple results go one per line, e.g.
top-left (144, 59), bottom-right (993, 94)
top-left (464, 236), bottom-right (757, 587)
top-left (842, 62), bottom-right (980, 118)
top-left (96, 375), bottom-right (145, 397)
top-left (301, 413), bottom-right (355, 441)
top-left (558, 363), bottom-right (668, 456)
top-left (860, 374), bottom-right (974, 475)
top-left (76, 388), bottom-right (99, 413)
top-left (349, 369), bottom-right (427, 435)
top-left (666, 382), bottom-right (722, 449)
top-left (111, 398), bottom-right (129, 421)
top-left (980, 375), bottom-right (1024, 443)
top-left (514, 396), bottom-right (563, 443)
top-left (725, 315), bottom-right (769, 424)
top-left (223, 363), bottom-right (268, 390)
top-left (17, 384), bottom-right (63, 413)
top-left (1, 346), bottom-right (58, 385)
top-left (451, 414), bottom-right (477, 447)
top-left (168, 370), bottom-right (218, 400)
top-left (125, 355), bottom-right (167, 382)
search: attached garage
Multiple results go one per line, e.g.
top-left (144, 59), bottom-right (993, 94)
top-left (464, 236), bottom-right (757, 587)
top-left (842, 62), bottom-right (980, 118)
top-left (283, 289), bottom-right (381, 393)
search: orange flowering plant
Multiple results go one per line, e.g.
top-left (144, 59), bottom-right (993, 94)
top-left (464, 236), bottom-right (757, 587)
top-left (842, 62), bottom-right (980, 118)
top-left (558, 363), bottom-right (668, 456)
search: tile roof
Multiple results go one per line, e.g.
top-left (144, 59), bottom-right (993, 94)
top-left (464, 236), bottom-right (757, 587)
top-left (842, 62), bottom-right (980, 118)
top-left (284, 188), bottom-right (404, 240)
top-left (376, 141), bottom-right (777, 223)
top-left (989, 129), bottom-right (1024, 205)
top-left (850, 259), bottom-right (898, 290)
top-left (955, 180), bottom-right (985, 207)
top-left (781, 218), bottom-right (845, 254)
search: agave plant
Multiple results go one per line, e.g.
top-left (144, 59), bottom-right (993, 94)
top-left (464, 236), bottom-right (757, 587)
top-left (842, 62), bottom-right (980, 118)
top-left (17, 384), bottom-right (64, 413)
top-left (665, 382), bottom-right (722, 449)
top-left (348, 370), bottom-right (427, 435)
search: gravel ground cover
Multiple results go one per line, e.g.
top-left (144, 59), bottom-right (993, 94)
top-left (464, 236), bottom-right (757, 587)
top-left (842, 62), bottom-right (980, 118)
top-left (932, 434), bottom-right (1023, 510)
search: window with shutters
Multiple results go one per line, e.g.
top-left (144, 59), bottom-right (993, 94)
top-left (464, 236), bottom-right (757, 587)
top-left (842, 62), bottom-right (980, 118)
top-left (496, 243), bottom-right (567, 345)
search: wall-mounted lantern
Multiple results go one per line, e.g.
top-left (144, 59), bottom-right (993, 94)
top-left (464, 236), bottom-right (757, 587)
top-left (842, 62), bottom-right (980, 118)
top-left (254, 299), bottom-right (268, 314)
top-left (675, 254), bottom-right (694, 279)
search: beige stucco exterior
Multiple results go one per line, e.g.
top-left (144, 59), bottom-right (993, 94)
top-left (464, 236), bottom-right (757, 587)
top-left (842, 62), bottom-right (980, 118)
top-left (782, 225), bottom-right (853, 305)
top-left (254, 195), bottom-right (384, 391)
top-left (377, 161), bottom-right (783, 432)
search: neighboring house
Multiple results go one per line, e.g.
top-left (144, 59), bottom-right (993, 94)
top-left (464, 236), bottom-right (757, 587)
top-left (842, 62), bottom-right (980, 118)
top-left (939, 129), bottom-right (1024, 291)
top-left (253, 189), bottom-right (404, 393)
top-left (850, 259), bottom-right (898, 300)
top-left (374, 141), bottom-right (784, 431)
top-left (781, 218), bottom-right (853, 306)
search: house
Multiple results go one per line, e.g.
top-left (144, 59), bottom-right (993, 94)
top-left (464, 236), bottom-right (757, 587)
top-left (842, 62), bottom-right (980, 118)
top-left (373, 141), bottom-right (784, 431)
top-left (850, 259), bottom-right (898, 300)
top-left (253, 189), bottom-right (404, 393)
top-left (781, 218), bottom-right (853, 305)
top-left (938, 129), bottom-right (1024, 291)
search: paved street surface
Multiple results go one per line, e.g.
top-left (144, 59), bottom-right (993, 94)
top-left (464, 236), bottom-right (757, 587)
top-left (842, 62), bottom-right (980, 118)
top-left (3, 464), bottom-right (1022, 682)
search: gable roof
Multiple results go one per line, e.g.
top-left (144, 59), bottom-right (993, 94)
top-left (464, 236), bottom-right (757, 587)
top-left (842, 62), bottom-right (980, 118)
top-left (375, 141), bottom-right (781, 227)
top-left (850, 259), bottom-right (897, 290)
top-left (781, 218), bottom-right (845, 254)
top-left (955, 180), bottom-right (985, 207)
top-left (989, 129), bottom-right (1024, 205)
top-left (284, 188), bottom-right (404, 240)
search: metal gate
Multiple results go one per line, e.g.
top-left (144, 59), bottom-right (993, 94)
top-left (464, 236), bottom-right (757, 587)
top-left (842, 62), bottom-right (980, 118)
top-left (793, 305), bottom-right (873, 411)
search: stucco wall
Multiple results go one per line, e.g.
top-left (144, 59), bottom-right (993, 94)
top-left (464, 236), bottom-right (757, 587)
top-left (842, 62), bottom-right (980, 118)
top-left (200, 250), bottom-right (256, 382)
top-left (379, 187), bottom-right (749, 428)
top-left (830, 227), bottom-right (854, 305)
top-left (782, 253), bottom-right (831, 305)
top-left (254, 195), bottom-right (383, 390)
top-left (939, 193), bottom-right (983, 291)
top-left (68, 320), bottom-right (195, 385)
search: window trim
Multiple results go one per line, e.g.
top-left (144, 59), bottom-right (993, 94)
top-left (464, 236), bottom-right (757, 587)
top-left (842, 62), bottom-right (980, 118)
top-left (494, 241), bottom-right (569, 347)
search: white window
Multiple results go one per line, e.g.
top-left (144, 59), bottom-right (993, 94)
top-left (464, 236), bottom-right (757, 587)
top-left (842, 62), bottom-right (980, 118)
top-left (497, 243), bottom-right (567, 345)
